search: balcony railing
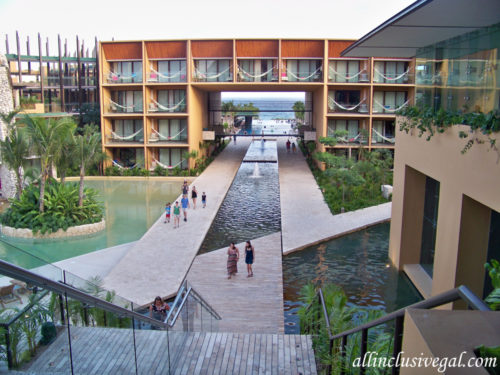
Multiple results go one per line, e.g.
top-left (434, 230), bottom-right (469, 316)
top-left (106, 71), bottom-right (143, 84)
top-left (109, 100), bottom-right (143, 113)
top-left (283, 66), bottom-right (323, 82)
top-left (372, 99), bottom-right (409, 114)
top-left (149, 127), bottom-right (188, 143)
top-left (327, 97), bottom-right (369, 114)
top-left (371, 128), bottom-right (395, 144)
top-left (108, 128), bottom-right (143, 143)
top-left (148, 98), bottom-right (186, 113)
top-left (328, 67), bottom-right (370, 83)
top-left (237, 64), bottom-right (278, 82)
top-left (148, 68), bottom-right (187, 83)
top-left (373, 68), bottom-right (412, 84)
top-left (193, 65), bottom-right (233, 82)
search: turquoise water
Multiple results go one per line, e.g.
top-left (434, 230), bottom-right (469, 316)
top-left (0, 179), bottom-right (183, 268)
top-left (282, 223), bottom-right (422, 334)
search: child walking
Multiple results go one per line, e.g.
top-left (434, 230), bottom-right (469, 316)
top-left (173, 201), bottom-right (181, 228)
top-left (202, 192), bottom-right (207, 208)
top-left (164, 202), bottom-right (171, 223)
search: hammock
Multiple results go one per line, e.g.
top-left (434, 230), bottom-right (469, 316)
top-left (109, 99), bottom-right (136, 112)
top-left (149, 67), bottom-right (185, 81)
top-left (373, 100), bottom-right (409, 113)
top-left (152, 158), bottom-right (184, 169)
top-left (110, 128), bottom-right (143, 141)
top-left (285, 66), bottom-right (322, 81)
top-left (112, 160), bottom-right (137, 169)
top-left (328, 97), bottom-right (365, 111)
top-left (374, 68), bottom-right (409, 82)
top-left (328, 67), bottom-right (365, 81)
top-left (193, 66), bottom-right (231, 80)
top-left (151, 98), bottom-right (185, 112)
top-left (372, 128), bottom-right (395, 143)
top-left (107, 71), bottom-right (137, 82)
top-left (151, 127), bottom-right (186, 140)
top-left (238, 66), bottom-right (276, 79)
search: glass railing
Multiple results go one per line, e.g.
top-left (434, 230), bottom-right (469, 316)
top-left (149, 128), bottom-right (188, 143)
top-left (237, 62), bottom-right (278, 82)
top-left (148, 69), bottom-right (187, 83)
top-left (373, 70), bottom-right (413, 84)
top-left (108, 128), bottom-right (143, 143)
top-left (283, 68), bottom-right (323, 82)
top-left (372, 100), bottom-right (409, 114)
top-left (327, 97), bottom-right (369, 114)
top-left (328, 68), bottom-right (370, 83)
top-left (193, 63), bottom-right (233, 82)
top-left (106, 71), bottom-right (143, 84)
top-left (108, 101), bottom-right (143, 113)
top-left (148, 100), bottom-right (186, 113)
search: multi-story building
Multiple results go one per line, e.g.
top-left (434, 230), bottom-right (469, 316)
top-left (98, 39), bottom-right (415, 169)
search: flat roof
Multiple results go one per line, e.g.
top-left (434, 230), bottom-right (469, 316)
top-left (342, 0), bottom-right (500, 58)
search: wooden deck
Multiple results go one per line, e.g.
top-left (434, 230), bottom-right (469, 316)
top-left (187, 232), bottom-right (285, 334)
top-left (26, 326), bottom-right (317, 374)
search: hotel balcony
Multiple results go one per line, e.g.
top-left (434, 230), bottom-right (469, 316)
top-left (193, 59), bottom-right (233, 82)
top-left (151, 148), bottom-right (188, 170)
top-left (328, 60), bottom-right (370, 83)
top-left (282, 59), bottom-right (322, 82)
top-left (237, 59), bottom-right (278, 82)
top-left (107, 119), bottom-right (144, 144)
top-left (107, 91), bottom-right (143, 114)
top-left (372, 91), bottom-right (409, 114)
top-left (106, 61), bottom-right (143, 84)
top-left (149, 119), bottom-right (188, 144)
top-left (373, 61), bottom-right (413, 84)
top-left (148, 60), bottom-right (187, 83)
top-left (148, 89), bottom-right (187, 113)
top-left (327, 90), bottom-right (369, 114)
top-left (327, 119), bottom-right (369, 146)
top-left (371, 120), bottom-right (396, 145)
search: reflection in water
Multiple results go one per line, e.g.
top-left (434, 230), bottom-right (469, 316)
top-left (0, 179), bottom-right (183, 268)
top-left (282, 223), bottom-right (422, 333)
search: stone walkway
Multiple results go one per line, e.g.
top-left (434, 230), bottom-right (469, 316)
top-left (277, 138), bottom-right (391, 255)
top-left (103, 138), bottom-right (252, 307)
top-left (187, 233), bottom-right (284, 334)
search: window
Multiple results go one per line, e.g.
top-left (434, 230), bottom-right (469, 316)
top-left (112, 120), bottom-right (144, 142)
top-left (155, 60), bottom-right (187, 83)
top-left (155, 119), bottom-right (188, 141)
top-left (159, 148), bottom-right (187, 169)
top-left (155, 90), bottom-right (186, 112)
top-left (420, 176), bottom-right (440, 277)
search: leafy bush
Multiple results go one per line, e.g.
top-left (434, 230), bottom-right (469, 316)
top-left (104, 166), bottom-right (121, 176)
top-left (1, 179), bottom-right (104, 234)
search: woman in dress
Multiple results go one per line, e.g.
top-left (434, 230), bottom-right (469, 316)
top-left (227, 242), bottom-right (239, 279)
top-left (191, 186), bottom-right (198, 209)
top-left (245, 240), bottom-right (255, 277)
top-left (149, 296), bottom-right (170, 321)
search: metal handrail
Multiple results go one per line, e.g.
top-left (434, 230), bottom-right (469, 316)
top-left (304, 285), bottom-right (490, 375)
top-left (0, 259), bottom-right (168, 330)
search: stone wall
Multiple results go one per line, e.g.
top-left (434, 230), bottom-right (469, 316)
top-left (0, 53), bottom-right (17, 198)
top-left (1, 220), bottom-right (106, 239)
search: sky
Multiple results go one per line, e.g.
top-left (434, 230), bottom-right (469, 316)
top-left (0, 0), bottom-right (415, 56)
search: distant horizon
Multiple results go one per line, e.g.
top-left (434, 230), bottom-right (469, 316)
top-left (222, 92), bottom-right (305, 102)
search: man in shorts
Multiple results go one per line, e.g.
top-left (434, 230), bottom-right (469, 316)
top-left (181, 194), bottom-right (190, 222)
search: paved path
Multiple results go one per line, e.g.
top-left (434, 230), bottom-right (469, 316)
top-left (277, 138), bottom-right (391, 255)
top-left (27, 327), bottom-right (316, 375)
top-left (104, 138), bottom-right (252, 307)
top-left (187, 233), bottom-right (285, 334)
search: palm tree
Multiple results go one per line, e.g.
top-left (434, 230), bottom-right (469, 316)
top-left (54, 131), bottom-right (77, 185)
top-left (74, 125), bottom-right (106, 206)
top-left (22, 115), bottom-right (76, 212)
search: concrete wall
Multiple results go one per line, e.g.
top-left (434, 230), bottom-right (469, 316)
top-left (188, 86), bottom-right (208, 169)
top-left (0, 53), bottom-right (18, 198)
top-left (389, 118), bottom-right (500, 299)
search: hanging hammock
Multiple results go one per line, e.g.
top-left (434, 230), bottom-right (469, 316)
top-left (110, 128), bottom-right (143, 141)
top-left (374, 68), bottom-right (409, 82)
top-left (328, 67), bottom-right (365, 81)
top-left (372, 128), bottom-right (395, 143)
top-left (285, 66), bottom-right (322, 81)
top-left (373, 99), bottom-right (409, 113)
top-left (238, 66), bottom-right (276, 79)
top-left (152, 157), bottom-right (184, 169)
top-left (328, 97), bottom-right (366, 111)
top-left (149, 67), bottom-right (186, 80)
top-left (151, 98), bottom-right (185, 112)
top-left (151, 127), bottom-right (186, 140)
top-left (109, 99), bottom-right (136, 112)
top-left (112, 160), bottom-right (137, 169)
top-left (193, 66), bottom-right (231, 80)
top-left (107, 71), bottom-right (137, 82)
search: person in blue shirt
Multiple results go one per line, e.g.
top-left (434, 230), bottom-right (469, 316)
top-left (181, 194), bottom-right (190, 222)
top-left (164, 202), bottom-right (171, 223)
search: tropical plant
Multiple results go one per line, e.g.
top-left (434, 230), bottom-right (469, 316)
top-left (485, 259), bottom-right (500, 311)
top-left (74, 124), bottom-right (107, 206)
top-left (292, 101), bottom-right (305, 122)
top-left (0, 126), bottom-right (31, 198)
top-left (53, 130), bottom-right (77, 185)
top-left (21, 115), bottom-right (77, 212)
top-left (19, 294), bottom-right (51, 356)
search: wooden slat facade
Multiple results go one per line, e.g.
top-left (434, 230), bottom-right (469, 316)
top-left (281, 40), bottom-right (324, 58)
top-left (146, 41), bottom-right (187, 59)
top-left (191, 40), bottom-right (233, 58)
top-left (328, 40), bottom-right (356, 58)
top-left (102, 42), bottom-right (142, 60)
top-left (236, 40), bottom-right (279, 58)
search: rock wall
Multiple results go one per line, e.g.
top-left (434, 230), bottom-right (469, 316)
top-left (1, 220), bottom-right (106, 239)
top-left (0, 53), bottom-right (17, 198)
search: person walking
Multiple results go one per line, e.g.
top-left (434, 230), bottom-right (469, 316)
top-left (233, 133), bottom-right (237, 144)
top-left (181, 194), bottom-right (190, 222)
top-left (227, 242), bottom-right (239, 279)
top-left (244, 240), bottom-right (255, 277)
top-left (286, 139), bottom-right (291, 153)
top-left (191, 186), bottom-right (198, 209)
top-left (173, 201), bottom-right (181, 228)
top-left (164, 202), bottom-right (171, 223)
top-left (292, 142), bottom-right (297, 153)
top-left (202, 192), bottom-right (207, 208)
top-left (181, 180), bottom-right (189, 196)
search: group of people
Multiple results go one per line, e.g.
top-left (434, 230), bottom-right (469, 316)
top-left (164, 180), bottom-right (207, 228)
top-left (227, 240), bottom-right (255, 279)
top-left (286, 139), bottom-right (297, 153)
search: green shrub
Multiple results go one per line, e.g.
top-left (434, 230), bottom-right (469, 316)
top-left (1, 179), bottom-right (104, 234)
top-left (104, 166), bottom-right (121, 176)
